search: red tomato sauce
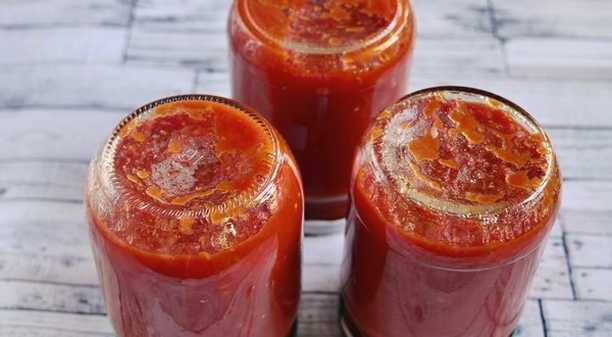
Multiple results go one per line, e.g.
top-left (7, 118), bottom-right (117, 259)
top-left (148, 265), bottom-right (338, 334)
top-left (86, 96), bottom-right (303, 337)
top-left (341, 88), bottom-right (561, 337)
top-left (229, 0), bottom-right (415, 219)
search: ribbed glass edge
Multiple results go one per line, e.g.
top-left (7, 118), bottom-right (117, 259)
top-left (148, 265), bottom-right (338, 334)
top-left (370, 86), bottom-right (558, 219)
top-left (88, 94), bottom-right (282, 224)
top-left (237, 0), bottom-right (413, 55)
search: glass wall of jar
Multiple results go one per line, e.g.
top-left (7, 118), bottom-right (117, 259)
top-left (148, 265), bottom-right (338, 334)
top-left (228, 0), bottom-right (416, 225)
top-left (340, 87), bottom-right (561, 337)
top-left (85, 95), bottom-right (303, 337)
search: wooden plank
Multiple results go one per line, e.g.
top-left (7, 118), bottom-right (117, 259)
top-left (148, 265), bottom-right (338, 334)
top-left (0, 326), bottom-right (112, 337)
top-left (410, 74), bottom-right (612, 128)
top-left (491, 0), bottom-right (612, 39)
top-left (133, 0), bottom-right (492, 38)
top-left (0, 310), bottom-right (113, 335)
top-left (0, 65), bottom-right (196, 110)
top-left (304, 233), bottom-right (344, 267)
top-left (505, 38), bottom-right (612, 80)
top-left (129, 0), bottom-right (500, 72)
top-left (412, 37), bottom-right (505, 76)
top-left (127, 0), bottom-right (230, 69)
top-left (574, 268), bottom-right (612, 302)
top-left (0, 28), bottom-right (125, 65)
top-left (542, 299), bottom-right (612, 337)
top-left (133, 0), bottom-right (231, 30)
top-left (0, 0), bottom-right (130, 28)
top-left (0, 281), bottom-right (104, 315)
top-left (515, 300), bottom-right (545, 337)
top-left (530, 236), bottom-right (573, 300)
top-left (195, 71), bottom-right (231, 97)
top-left (0, 202), bottom-right (90, 258)
top-left (566, 234), bottom-right (612, 269)
top-left (562, 181), bottom-right (612, 213)
top-left (303, 264), bottom-right (340, 293)
top-left (549, 128), bottom-right (612, 181)
top-left (560, 210), bottom-right (612, 236)
top-left (126, 28), bottom-right (228, 71)
top-left (298, 293), bottom-right (341, 337)
top-left (0, 109), bottom-right (120, 161)
top-left (0, 161), bottom-right (87, 202)
top-left (0, 253), bottom-right (97, 286)
top-left (411, 0), bottom-right (492, 38)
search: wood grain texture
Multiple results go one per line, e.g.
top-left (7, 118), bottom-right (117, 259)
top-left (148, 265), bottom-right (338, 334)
top-left (543, 300), bottom-right (612, 337)
top-left (0, 109), bottom-right (120, 161)
top-left (411, 0), bottom-right (492, 38)
top-left (566, 234), bottom-right (612, 269)
top-left (0, 28), bottom-right (126, 65)
top-left (1, 0), bottom-right (611, 336)
top-left (574, 268), bottom-right (612, 301)
top-left (0, 281), bottom-right (104, 314)
top-left (560, 211), bottom-right (612, 235)
top-left (410, 74), bottom-right (612, 128)
top-left (506, 38), bottom-right (612, 80)
top-left (491, 0), bottom-right (612, 39)
top-left (0, 65), bottom-right (195, 110)
top-left (0, 310), bottom-right (114, 335)
top-left (0, 0), bottom-right (130, 28)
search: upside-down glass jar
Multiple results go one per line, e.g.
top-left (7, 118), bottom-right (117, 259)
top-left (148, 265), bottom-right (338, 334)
top-left (85, 95), bottom-right (303, 337)
top-left (340, 87), bottom-right (561, 337)
top-left (228, 0), bottom-right (416, 226)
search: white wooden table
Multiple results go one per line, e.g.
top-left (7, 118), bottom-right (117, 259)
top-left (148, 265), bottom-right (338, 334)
top-left (1, 0), bottom-right (611, 336)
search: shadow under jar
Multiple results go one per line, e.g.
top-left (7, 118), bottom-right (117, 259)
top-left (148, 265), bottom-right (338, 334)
top-left (228, 0), bottom-right (415, 223)
top-left (85, 95), bottom-right (303, 337)
top-left (340, 87), bottom-right (561, 337)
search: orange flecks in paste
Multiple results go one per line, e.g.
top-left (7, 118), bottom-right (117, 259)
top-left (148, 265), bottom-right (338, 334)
top-left (486, 134), bottom-right (529, 167)
top-left (449, 105), bottom-right (485, 145)
top-left (179, 217), bottom-right (194, 235)
top-left (506, 171), bottom-right (541, 190)
top-left (465, 191), bottom-right (504, 205)
top-left (170, 190), bottom-right (216, 206)
top-left (408, 161), bottom-right (441, 191)
top-left (439, 158), bottom-right (459, 169)
top-left (126, 174), bottom-right (140, 184)
top-left (131, 130), bottom-right (146, 143)
top-left (167, 138), bottom-right (182, 154)
top-left (135, 169), bottom-right (150, 179)
top-left (423, 97), bottom-right (443, 119)
top-left (408, 133), bottom-right (440, 162)
top-left (145, 185), bottom-right (166, 204)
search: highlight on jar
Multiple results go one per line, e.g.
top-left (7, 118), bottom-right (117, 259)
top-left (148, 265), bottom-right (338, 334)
top-left (340, 86), bottom-right (561, 337)
top-left (228, 0), bottom-right (416, 228)
top-left (85, 95), bottom-right (303, 337)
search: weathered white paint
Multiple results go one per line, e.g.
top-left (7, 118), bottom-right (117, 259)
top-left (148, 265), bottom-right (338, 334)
top-left (1, 0), bottom-right (611, 336)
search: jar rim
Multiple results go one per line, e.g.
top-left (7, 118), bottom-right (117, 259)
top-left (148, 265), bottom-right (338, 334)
top-left (96, 94), bottom-right (282, 223)
top-left (369, 85), bottom-right (558, 218)
top-left (236, 0), bottom-right (413, 55)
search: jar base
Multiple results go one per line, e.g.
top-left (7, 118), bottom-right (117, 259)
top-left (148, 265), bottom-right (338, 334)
top-left (305, 195), bottom-right (348, 221)
top-left (287, 320), bottom-right (298, 337)
top-left (339, 305), bottom-right (516, 337)
top-left (339, 313), bottom-right (362, 337)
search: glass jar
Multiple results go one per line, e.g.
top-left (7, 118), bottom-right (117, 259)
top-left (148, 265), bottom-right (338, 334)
top-left (85, 95), bottom-right (303, 337)
top-left (340, 87), bottom-right (561, 337)
top-left (228, 0), bottom-right (416, 225)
